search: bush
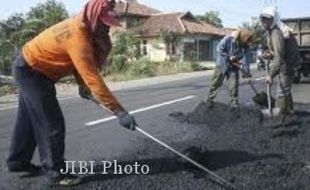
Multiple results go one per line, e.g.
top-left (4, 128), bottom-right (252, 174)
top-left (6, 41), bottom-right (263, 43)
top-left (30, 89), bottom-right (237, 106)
top-left (128, 58), bottom-right (155, 77)
top-left (108, 32), bottom-right (141, 74)
top-left (0, 84), bottom-right (17, 96)
top-left (190, 61), bottom-right (202, 71)
top-left (109, 55), bottom-right (128, 74)
top-left (155, 61), bottom-right (194, 75)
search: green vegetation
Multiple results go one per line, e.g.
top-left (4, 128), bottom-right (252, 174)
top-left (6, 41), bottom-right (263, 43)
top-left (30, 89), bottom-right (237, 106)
top-left (107, 31), bottom-right (201, 81)
top-left (106, 60), bottom-right (197, 82)
top-left (240, 17), bottom-right (267, 47)
top-left (108, 32), bottom-right (141, 74)
top-left (0, 0), bottom-right (69, 75)
top-left (196, 11), bottom-right (223, 28)
top-left (0, 84), bottom-right (17, 96)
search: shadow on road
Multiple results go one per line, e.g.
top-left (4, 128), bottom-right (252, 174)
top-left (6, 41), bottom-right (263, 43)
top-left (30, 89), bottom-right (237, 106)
top-left (272, 129), bottom-right (301, 138)
top-left (80, 149), bottom-right (284, 184)
top-left (181, 148), bottom-right (284, 171)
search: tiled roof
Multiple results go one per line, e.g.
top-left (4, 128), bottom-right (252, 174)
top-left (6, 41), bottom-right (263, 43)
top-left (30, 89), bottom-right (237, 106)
top-left (115, 1), bottom-right (161, 16)
top-left (140, 12), bottom-right (226, 37)
top-left (140, 13), bottom-right (185, 36)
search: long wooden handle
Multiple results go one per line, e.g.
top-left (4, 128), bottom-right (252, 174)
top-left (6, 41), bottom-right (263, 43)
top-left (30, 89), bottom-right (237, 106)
top-left (266, 60), bottom-right (273, 116)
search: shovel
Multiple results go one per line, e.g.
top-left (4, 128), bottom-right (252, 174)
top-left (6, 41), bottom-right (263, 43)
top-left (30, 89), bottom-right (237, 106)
top-left (240, 68), bottom-right (274, 108)
top-left (261, 60), bottom-right (276, 118)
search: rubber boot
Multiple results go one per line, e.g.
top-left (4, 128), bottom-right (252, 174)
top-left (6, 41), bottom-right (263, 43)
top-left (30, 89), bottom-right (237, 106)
top-left (205, 99), bottom-right (214, 109)
top-left (275, 96), bottom-right (294, 126)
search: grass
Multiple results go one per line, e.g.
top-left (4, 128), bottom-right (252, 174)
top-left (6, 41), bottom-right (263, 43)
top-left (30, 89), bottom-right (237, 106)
top-left (0, 84), bottom-right (17, 97)
top-left (106, 60), bottom-right (202, 82)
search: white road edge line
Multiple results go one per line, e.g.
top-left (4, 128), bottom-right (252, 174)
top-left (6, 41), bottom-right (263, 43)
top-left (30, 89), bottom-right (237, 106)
top-left (0, 96), bottom-right (77, 111)
top-left (85, 95), bottom-right (197, 126)
top-left (0, 105), bottom-right (19, 111)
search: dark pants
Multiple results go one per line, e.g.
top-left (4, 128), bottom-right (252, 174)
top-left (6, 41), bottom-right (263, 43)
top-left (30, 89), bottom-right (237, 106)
top-left (7, 54), bottom-right (65, 172)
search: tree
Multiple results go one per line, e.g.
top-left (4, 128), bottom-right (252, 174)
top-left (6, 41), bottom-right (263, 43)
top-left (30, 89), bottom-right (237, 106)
top-left (108, 32), bottom-right (141, 73)
top-left (0, 0), bottom-right (69, 76)
top-left (24, 0), bottom-right (69, 40)
top-left (196, 11), bottom-right (223, 28)
top-left (0, 14), bottom-right (25, 75)
top-left (240, 17), bottom-right (267, 47)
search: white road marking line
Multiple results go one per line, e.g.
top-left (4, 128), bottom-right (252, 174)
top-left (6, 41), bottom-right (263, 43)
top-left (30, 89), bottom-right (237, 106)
top-left (254, 77), bottom-right (265, 81)
top-left (85, 95), bottom-right (197, 126)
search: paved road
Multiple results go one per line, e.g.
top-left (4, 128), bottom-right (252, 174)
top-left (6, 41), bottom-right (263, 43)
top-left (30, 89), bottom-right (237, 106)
top-left (0, 70), bottom-right (309, 190)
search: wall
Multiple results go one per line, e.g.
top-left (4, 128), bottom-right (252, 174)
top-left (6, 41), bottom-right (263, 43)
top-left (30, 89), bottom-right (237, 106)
top-left (141, 35), bottom-right (223, 62)
top-left (142, 38), bottom-right (167, 62)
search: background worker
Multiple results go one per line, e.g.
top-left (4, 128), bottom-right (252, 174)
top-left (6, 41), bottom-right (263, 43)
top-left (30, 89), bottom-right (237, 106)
top-left (259, 6), bottom-right (302, 119)
top-left (206, 29), bottom-right (254, 109)
top-left (256, 44), bottom-right (266, 70)
top-left (6, 0), bottom-right (137, 186)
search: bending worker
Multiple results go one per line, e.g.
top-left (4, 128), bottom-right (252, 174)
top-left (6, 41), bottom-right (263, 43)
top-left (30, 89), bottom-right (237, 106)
top-left (206, 29), bottom-right (253, 109)
top-left (7, 0), bottom-right (137, 186)
top-left (259, 6), bottom-right (301, 119)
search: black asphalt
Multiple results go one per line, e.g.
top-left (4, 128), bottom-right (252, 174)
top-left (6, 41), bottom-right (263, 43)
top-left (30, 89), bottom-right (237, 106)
top-left (1, 70), bottom-right (309, 190)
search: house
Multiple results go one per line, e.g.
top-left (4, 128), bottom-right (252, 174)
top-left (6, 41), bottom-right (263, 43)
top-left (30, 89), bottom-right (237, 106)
top-left (114, 0), bottom-right (160, 29)
top-left (113, 0), bottom-right (230, 62)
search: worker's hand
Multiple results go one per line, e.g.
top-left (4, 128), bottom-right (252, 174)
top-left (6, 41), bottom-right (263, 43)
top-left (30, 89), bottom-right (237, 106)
top-left (262, 51), bottom-right (274, 60)
top-left (116, 111), bottom-right (137, 131)
top-left (229, 56), bottom-right (238, 63)
top-left (242, 73), bottom-right (252, 79)
top-left (265, 75), bottom-right (273, 84)
top-left (79, 86), bottom-right (91, 100)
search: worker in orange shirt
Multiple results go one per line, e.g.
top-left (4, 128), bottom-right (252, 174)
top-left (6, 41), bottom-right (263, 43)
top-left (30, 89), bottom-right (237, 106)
top-left (6, 0), bottom-right (137, 186)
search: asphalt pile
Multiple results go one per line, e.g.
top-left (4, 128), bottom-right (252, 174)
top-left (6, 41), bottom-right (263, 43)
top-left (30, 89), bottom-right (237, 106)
top-left (169, 102), bottom-right (263, 128)
top-left (168, 101), bottom-right (310, 190)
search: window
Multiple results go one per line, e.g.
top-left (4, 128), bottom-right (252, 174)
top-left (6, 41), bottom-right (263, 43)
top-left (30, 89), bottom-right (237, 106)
top-left (142, 40), bottom-right (147, 56)
top-left (166, 42), bottom-right (176, 55)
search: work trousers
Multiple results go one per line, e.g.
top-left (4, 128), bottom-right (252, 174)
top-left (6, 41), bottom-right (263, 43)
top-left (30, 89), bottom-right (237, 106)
top-left (275, 71), bottom-right (294, 114)
top-left (206, 66), bottom-right (239, 107)
top-left (7, 54), bottom-right (65, 172)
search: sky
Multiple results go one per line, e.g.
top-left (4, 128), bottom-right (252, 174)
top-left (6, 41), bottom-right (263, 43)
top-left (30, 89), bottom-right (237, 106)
top-left (0, 0), bottom-right (309, 27)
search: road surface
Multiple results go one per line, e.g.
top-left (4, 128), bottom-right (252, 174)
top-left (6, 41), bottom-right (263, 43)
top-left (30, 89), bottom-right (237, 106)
top-left (1, 70), bottom-right (310, 190)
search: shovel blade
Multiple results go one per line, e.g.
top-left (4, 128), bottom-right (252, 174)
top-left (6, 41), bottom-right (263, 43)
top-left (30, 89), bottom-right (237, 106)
top-left (261, 108), bottom-right (281, 118)
top-left (252, 91), bottom-right (275, 108)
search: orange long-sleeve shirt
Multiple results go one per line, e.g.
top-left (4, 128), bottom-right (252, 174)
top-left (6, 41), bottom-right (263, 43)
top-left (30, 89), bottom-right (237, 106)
top-left (22, 17), bottom-right (124, 113)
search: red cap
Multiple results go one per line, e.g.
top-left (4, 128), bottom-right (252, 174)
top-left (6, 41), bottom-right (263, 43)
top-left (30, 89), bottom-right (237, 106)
top-left (101, 11), bottom-right (121, 27)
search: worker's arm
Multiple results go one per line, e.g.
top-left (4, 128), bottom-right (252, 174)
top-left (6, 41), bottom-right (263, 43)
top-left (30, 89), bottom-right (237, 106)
top-left (72, 69), bottom-right (92, 100)
top-left (216, 36), bottom-right (233, 73)
top-left (269, 29), bottom-right (285, 78)
top-left (66, 36), bottom-right (124, 114)
top-left (218, 37), bottom-right (241, 65)
top-left (217, 37), bottom-right (230, 58)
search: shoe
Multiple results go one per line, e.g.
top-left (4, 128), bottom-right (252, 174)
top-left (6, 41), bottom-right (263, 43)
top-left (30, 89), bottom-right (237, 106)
top-left (7, 162), bottom-right (42, 173)
top-left (230, 104), bottom-right (239, 111)
top-left (206, 100), bottom-right (214, 108)
top-left (45, 173), bottom-right (81, 187)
